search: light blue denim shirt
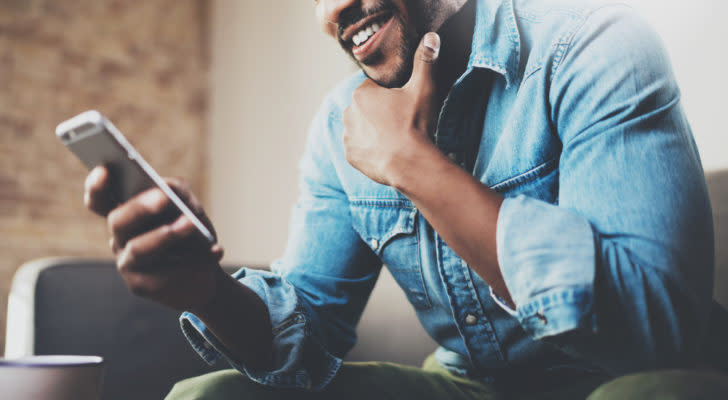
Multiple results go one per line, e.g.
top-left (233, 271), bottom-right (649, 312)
top-left (180, 0), bottom-right (714, 391)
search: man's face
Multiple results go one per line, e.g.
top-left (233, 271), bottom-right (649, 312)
top-left (316, 0), bottom-right (448, 88)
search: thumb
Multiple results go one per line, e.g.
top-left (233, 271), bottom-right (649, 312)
top-left (407, 32), bottom-right (440, 90)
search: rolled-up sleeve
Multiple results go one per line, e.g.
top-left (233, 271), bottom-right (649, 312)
top-left (180, 87), bottom-right (381, 390)
top-left (493, 6), bottom-right (714, 373)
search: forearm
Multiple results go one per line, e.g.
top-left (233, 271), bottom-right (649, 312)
top-left (387, 138), bottom-right (513, 306)
top-left (191, 268), bottom-right (273, 370)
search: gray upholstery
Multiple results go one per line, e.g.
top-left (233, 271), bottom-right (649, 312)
top-left (5, 258), bottom-right (237, 400)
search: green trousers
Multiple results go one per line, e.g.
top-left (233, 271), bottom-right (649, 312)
top-left (166, 355), bottom-right (728, 400)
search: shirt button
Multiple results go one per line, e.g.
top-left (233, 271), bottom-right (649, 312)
top-left (370, 239), bottom-right (379, 250)
top-left (465, 314), bottom-right (477, 325)
top-left (447, 152), bottom-right (459, 162)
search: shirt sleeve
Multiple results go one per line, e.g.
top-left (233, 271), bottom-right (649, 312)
top-left (180, 92), bottom-right (382, 391)
top-left (493, 5), bottom-right (714, 374)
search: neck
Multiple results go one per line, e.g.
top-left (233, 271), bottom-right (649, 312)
top-left (435, 0), bottom-right (476, 95)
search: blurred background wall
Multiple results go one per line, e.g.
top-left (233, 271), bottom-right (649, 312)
top-left (0, 0), bottom-right (209, 354)
top-left (0, 0), bottom-right (727, 360)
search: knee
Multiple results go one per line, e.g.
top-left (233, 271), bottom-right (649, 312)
top-left (587, 370), bottom-right (728, 400)
top-left (165, 369), bottom-right (259, 400)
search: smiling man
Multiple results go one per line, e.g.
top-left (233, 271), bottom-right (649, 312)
top-left (85, 0), bottom-right (726, 399)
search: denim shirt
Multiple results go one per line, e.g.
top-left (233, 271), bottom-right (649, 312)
top-left (180, 0), bottom-right (714, 391)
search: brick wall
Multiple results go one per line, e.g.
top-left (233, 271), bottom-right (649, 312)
top-left (0, 0), bottom-right (209, 354)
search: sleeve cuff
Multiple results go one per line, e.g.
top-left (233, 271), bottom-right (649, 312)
top-left (496, 195), bottom-right (598, 339)
top-left (178, 268), bottom-right (343, 391)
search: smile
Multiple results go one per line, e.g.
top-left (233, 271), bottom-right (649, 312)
top-left (351, 14), bottom-right (389, 46)
top-left (351, 16), bottom-right (393, 59)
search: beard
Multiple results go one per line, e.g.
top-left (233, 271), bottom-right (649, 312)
top-left (336, 0), bottom-right (439, 88)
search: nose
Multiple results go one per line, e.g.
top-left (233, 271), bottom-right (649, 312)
top-left (317, 0), bottom-right (359, 37)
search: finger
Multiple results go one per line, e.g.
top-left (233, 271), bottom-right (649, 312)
top-left (117, 214), bottom-right (202, 274)
top-left (107, 188), bottom-right (178, 249)
top-left (84, 166), bottom-right (117, 216)
top-left (405, 32), bottom-right (441, 92)
top-left (211, 244), bottom-right (225, 263)
top-left (109, 237), bottom-right (122, 255)
top-left (165, 177), bottom-right (217, 238)
top-left (165, 177), bottom-right (202, 213)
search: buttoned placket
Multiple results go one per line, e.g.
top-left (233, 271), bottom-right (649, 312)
top-left (431, 70), bottom-right (505, 367)
top-left (435, 234), bottom-right (505, 366)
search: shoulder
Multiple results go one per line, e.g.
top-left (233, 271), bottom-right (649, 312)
top-left (301, 70), bottom-right (366, 179)
top-left (513, 0), bottom-right (661, 79)
top-left (305, 70), bottom-right (366, 150)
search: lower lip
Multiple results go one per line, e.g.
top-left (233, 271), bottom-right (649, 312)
top-left (352, 17), bottom-right (393, 60)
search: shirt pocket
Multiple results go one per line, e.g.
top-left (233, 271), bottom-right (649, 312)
top-left (349, 199), bottom-right (432, 309)
top-left (488, 156), bottom-right (560, 203)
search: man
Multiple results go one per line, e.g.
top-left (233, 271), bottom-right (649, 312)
top-left (84, 0), bottom-right (726, 398)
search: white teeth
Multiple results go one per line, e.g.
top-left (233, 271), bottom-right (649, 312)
top-left (352, 21), bottom-right (382, 47)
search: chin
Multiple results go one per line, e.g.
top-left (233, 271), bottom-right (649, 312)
top-left (361, 58), bottom-right (413, 88)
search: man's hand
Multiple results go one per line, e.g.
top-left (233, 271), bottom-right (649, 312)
top-left (343, 32), bottom-right (441, 186)
top-left (84, 166), bottom-right (225, 312)
top-left (85, 167), bottom-right (274, 368)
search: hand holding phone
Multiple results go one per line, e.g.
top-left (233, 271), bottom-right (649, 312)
top-left (57, 110), bottom-right (215, 244)
top-left (58, 110), bottom-right (225, 311)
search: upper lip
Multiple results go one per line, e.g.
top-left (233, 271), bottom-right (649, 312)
top-left (340, 11), bottom-right (392, 43)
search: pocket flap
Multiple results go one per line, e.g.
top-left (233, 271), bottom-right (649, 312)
top-left (349, 199), bottom-right (417, 255)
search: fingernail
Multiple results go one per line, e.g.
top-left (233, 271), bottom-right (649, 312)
top-left (86, 167), bottom-right (104, 189)
top-left (424, 32), bottom-right (440, 52)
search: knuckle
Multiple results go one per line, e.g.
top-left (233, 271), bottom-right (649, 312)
top-left (127, 276), bottom-right (149, 297)
top-left (161, 223), bottom-right (179, 242)
top-left (148, 190), bottom-right (170, 214)
top-left (124, 241), bottom-right (141, 264)
top-left (116, 254), bottom-right (130, 275)
top-left (107, 208), bottom-right (121, 234)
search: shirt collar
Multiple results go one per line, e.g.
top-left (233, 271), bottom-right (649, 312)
top-left (468, 0), bottom-right (521, 87)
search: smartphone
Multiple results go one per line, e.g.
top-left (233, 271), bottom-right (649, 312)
top-left (56, 110), bottom-right (216, 244)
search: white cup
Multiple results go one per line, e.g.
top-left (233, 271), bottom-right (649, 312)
top-left (0, 355), bottom-right (104, 400)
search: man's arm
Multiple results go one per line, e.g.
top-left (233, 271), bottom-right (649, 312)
top-left (84, 167), bottom-right (274, 369)
top-left (343, 9), bottom-right (713, 373)
top-left (85, 81), bottom-right (383, 390)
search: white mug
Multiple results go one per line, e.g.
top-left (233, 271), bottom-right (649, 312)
top-left (0, 355), bottom-right (104, 400)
